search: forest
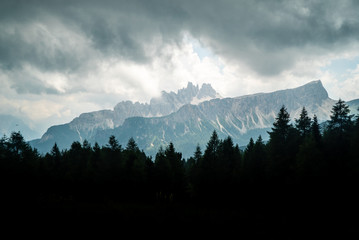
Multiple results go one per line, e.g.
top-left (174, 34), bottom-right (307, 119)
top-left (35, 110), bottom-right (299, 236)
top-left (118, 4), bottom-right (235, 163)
top-left (1, 99), bottom-right (359, 234)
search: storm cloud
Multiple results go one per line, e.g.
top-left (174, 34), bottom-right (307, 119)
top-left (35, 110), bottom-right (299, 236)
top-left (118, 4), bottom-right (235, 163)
top-left (1, 0), bottom-right (359, 136)
top-left (2, 0), bottom-right (359, 75)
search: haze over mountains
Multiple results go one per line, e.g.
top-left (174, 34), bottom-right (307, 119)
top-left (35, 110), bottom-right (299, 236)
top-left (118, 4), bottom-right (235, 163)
top-left (29, 83), bottom-right (221, 155)
top-left (28, 80), bottom-right (358, 158)
top-left (0, 114), bottom-right (40, 141)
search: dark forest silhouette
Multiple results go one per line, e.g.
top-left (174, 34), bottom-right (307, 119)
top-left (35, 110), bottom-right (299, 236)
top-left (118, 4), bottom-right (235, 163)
top-left (1, 99), bottom-right (359, 234)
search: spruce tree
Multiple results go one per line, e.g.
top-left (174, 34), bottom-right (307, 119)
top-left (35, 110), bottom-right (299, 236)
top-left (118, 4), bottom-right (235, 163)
top-left (267, 106), bottom-right (296, 181)
top-left (328, 99), bottom-right (353, 135)
top-left (244, 137), bottom-right (255, 158)
top-left (324, 99), bottom-right (354, 182)
top-left (295, 107), bottom-right (312, 138)
top-left (50, 143), bottom-right (62, 173)
top-left (204, 130), bottom-right (220, 159)
top-left (9, 131), bottom-right (28, 156)
top-left (243, 137), bottom-right (255, 178)
top-left (311, 114), bottom-right (321, 146)
top-left (194, 144), bottom-right (203, 164)
top-left (198, 130), bottom-right (222, 201)
top-left (154, 146), bottom-right (172, 198)
top-left (268, 105), bottom-right (292, 143)
top-left (165, 142), bottom-right (185, 199)
top-left (253, 136), bottom-right (266, 174)
top-left (126, 137), bottom-right (139, 151)
top-left (108, 135), bottom-right (120, 151)
top-left (50, 143), bottom-right (61, 159)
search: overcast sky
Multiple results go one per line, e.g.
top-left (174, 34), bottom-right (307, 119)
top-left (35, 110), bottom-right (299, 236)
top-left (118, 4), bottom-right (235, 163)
top-left (1, 0), bottom-right (359, 138)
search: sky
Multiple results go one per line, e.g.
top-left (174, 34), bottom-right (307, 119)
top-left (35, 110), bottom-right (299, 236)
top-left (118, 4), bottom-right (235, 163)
top-left (1, 0), bottom-right (359, 139)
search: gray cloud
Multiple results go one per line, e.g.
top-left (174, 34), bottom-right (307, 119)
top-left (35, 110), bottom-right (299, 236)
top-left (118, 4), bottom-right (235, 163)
top-left (182, 0), bottom-right (359, 75)
top-left (1, 0), bottom-right (359, 91)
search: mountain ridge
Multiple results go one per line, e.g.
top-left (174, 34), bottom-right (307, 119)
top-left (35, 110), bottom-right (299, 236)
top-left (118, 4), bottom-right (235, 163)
top-left (0, 114), bottom-right (40, 140)
top-left (92, 80), bottom-right (335, 157)
top-left (30, 80), bottom-right (359, 158)
top-left (30, 82), bottom-right (220, 153)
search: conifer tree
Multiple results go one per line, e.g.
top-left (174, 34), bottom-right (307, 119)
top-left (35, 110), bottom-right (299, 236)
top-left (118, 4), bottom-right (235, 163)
top-left (50, 143), bottom-right (62, 174)
top-left (204, 130), bottom-right (220, 159)
top-left (194, 144), bottom-right (202, 164)
top-left (324, 99), bottom-right (354, 181)
top-left (253, 135), bottom-right (266, 174)
top-left (154, 146), bottom-right (172, 197)
top-left (268, 105), bottom-right (292, 143)
top-left (9, 131), bottom-right (28, 156)
top-left (165, 142), bottom-right (185, 199)
top-left (295, 107), bottom-right (312, 138)
top-left (197, 130), bottom-right (222, 200)
top-left (126, 137), bottom-right (139, 152)
top-left (187, 144), bottom-right (203, 198)
top-left (124, 137), bottom-right (145, 194)
top-left (267, 106), bottom-right (296, 180)
top-left (311, 114), bottom-right (322, 146)
top-left (108, 135), bottom-right (120, 151)
top-left (244, 137), bottom-right (255, 158)
top-left (328, 99), bottom-right (353, 135)
top-left (50, 143), bottom-right (61, 159)
top-left (243, 137), bottom-right (255, 178)
top-left (220, 136), bottom-right (235, 169)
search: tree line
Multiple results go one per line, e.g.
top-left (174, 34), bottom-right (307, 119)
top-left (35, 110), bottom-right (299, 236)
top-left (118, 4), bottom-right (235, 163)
top-left (1, 99), bottom-right (359, 231)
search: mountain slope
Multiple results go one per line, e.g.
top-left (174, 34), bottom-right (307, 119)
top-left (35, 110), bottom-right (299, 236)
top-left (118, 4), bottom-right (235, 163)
top-left (30, 80), bottom-right (357, 158)
top-left (93, 80), bottom-right (337, 158)
top-left (348, 99), bottom-right (359, 115)
top-left (30, 82), bottom-right (220, 152)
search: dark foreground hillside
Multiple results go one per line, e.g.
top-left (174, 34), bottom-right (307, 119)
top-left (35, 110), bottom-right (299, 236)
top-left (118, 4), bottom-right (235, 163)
top-left (1, 100), bottom-right (359, 237)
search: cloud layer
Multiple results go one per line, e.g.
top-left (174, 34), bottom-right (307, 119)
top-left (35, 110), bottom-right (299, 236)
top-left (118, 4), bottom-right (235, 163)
top-left (1, 0), bottom-right (359, 137)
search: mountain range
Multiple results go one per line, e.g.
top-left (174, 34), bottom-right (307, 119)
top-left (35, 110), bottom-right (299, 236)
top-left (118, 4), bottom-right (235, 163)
top-left (29, 80), bottom-right (359, 158)
top-left (0, 114), bottom-right (40, 141)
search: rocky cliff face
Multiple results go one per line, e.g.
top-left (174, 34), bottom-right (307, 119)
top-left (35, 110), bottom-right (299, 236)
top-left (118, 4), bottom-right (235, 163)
top-left (92, 80), bottom-right (336, 158)
top-left (31, 80), bottom-right (355, 158)
top-left (31, 82), bottom-right (220, 153)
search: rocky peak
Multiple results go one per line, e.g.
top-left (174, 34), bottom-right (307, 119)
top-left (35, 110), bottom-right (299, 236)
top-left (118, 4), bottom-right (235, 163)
top-left (303, 80), bottom-right (328, 99)
top-left (198, 83), bottom-right (218, 99)
top-left (150, 82), bottom-right (219, 105)
top-left (175, 82), bottom-right (200, 103)
top-left (291, 80), bottom-right (329, 104)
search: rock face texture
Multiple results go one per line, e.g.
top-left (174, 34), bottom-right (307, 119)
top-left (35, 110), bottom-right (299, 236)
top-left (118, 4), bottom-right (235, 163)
top-left (30, 80), bottom-right (357, 158)
top-left (30, 82), bottom-right (220, 154)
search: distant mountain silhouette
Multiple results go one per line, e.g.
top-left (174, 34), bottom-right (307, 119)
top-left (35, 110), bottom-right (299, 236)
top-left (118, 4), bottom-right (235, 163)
top-left (30, 80), bottom-right (359, 158)
top-left (0, 114), bottom-right (40, 140)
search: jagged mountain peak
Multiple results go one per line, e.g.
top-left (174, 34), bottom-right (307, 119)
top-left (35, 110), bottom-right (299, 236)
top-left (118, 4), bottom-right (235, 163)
top-left (198, 83), bottom-right (218, 99)
top-left (185, 81), bottom-right (199, 90)
top-left (30, 80), bottom-right (344, 157)
top-left (150, 82), bottom-right (220, 105)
